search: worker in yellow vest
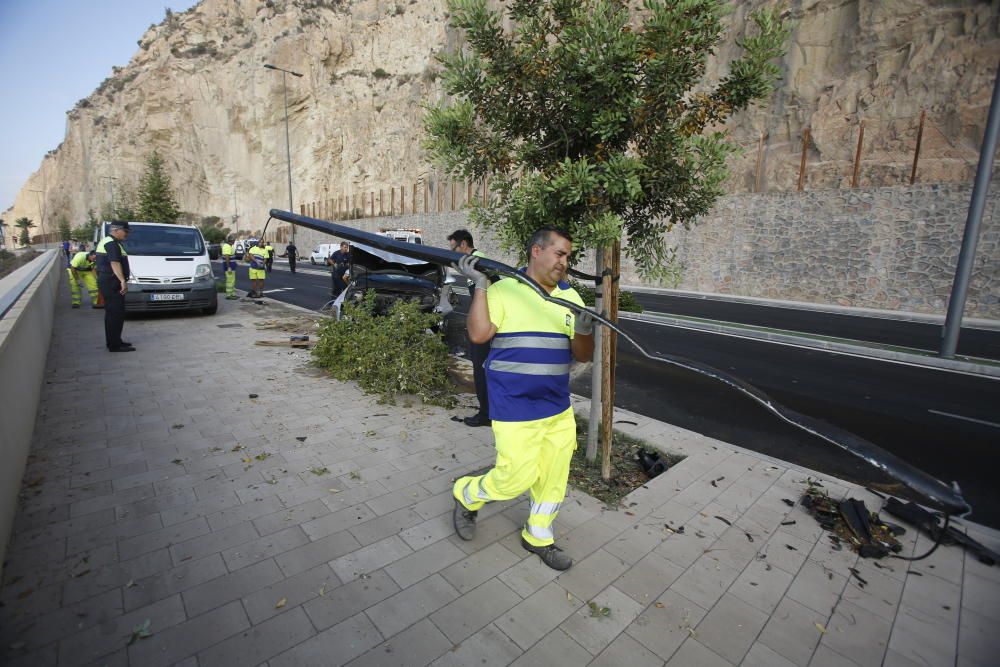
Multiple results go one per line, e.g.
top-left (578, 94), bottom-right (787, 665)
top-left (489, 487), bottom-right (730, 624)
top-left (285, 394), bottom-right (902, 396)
top-left (67, 249), bottom-right (100, 308)
top-left (246, 241), bottom-right (268, 298)
top-left (221, 235), bottom-right (238, 299)
top-left (264, 240), bottom-right (275, 273)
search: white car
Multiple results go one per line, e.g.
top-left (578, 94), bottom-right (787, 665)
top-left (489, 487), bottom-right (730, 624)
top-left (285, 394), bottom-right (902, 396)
top-left (310, 243), bottom-right (337, 265)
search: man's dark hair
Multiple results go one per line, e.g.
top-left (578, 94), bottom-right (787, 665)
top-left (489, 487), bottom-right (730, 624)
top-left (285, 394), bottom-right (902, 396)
top-left (447, 229), bottom-right (474, 248)
top-left (526, 226), bottom-right (572, 258)
top-left (340, 241), bottom-right (349, 248)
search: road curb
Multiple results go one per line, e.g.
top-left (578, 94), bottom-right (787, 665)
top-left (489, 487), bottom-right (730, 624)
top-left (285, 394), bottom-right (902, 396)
top-left (620, 311), bottom-right (1000, 378)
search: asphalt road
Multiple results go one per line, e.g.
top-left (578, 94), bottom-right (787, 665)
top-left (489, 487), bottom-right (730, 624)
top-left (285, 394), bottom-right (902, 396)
top-left (630, 291), bottom-right (1000, 360)
top-left (216, 261), bottom-right (1000, 527)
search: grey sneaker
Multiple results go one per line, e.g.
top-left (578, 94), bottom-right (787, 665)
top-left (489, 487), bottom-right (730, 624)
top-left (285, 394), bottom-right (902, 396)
top-left (453, 498), bottom-right (478, 541)
top-left (521, 536), bottom-right (573, 570)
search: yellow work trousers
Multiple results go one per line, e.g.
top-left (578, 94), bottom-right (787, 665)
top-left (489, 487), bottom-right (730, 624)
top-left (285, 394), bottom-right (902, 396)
top-left (453, 406), bottom-right (576, 547)
top-left (68, 268), bottom-right (98, 306)
top-left (225, 268), bottom-right (236, 296)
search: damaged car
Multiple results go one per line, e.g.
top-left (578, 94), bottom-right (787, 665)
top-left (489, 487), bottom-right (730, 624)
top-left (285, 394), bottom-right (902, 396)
top-left (331, 243), bottom-right (456, 319)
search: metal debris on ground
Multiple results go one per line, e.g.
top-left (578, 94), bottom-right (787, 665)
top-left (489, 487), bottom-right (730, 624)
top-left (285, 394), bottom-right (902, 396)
top-left (882, 497), bottom-right (999, 566)
top-left (800, 481), bottom-right (901, 558)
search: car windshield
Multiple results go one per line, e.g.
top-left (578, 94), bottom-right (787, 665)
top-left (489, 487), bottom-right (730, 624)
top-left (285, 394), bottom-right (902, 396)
top-left (125, 226), bottom-right (204, 256)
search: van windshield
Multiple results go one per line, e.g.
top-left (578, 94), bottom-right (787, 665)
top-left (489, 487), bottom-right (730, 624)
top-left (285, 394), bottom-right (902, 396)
top-left (125, 226), bottom-right (205, 256)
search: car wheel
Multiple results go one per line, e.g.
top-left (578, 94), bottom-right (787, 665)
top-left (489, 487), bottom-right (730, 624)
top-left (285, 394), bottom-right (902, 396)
top-left (310, 258), bottom-right (316, 265)
top-left (202, 299), bottom-right (218, 315)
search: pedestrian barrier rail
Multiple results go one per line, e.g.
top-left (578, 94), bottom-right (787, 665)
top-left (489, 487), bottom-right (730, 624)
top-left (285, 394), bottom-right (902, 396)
top-left (0, 250), bottom-right (62, 573)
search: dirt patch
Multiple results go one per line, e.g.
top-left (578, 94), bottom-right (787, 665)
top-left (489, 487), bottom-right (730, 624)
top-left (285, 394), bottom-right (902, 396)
top-left (570, 416), bottom-right (685, 508)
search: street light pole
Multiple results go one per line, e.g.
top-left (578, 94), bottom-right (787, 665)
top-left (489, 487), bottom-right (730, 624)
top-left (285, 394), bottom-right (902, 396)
top-left (263, 63), bottom-right (303, 244)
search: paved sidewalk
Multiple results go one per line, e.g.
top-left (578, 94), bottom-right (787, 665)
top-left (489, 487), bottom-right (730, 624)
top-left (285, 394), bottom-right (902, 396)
top-left (1, 282), bottom-right (998, 666)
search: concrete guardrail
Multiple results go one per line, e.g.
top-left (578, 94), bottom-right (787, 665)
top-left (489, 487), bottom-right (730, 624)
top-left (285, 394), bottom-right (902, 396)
top-left (0, 250), bottom-right (62, 571)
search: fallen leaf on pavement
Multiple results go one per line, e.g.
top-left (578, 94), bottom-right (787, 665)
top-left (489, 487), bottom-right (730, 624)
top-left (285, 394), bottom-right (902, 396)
top-left (275, 598), bottom-right (287, 609)
top-left (815, 622), bottom-right (827, 634)
top-left (127, 619), bottom-right (152, 646)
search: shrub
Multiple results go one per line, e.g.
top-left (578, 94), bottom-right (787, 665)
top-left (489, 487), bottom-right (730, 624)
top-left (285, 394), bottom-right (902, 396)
top-left (372, 68), bottom-right (391, 79)
top-left (312, 292), bottom-right (455, 406)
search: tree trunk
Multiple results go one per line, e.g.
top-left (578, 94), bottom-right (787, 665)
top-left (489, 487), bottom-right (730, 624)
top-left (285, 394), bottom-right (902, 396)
top-left (585, 251), bottom-right (604, 463)
top-left (599, 242), bottom-right (620, 481)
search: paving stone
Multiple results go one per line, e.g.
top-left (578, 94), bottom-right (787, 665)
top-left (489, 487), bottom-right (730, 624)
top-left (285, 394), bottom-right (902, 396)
top-left (302, 503), bottom-right (378, 541)
top-left (729, 557), bottom-right (795, 614)
top-left (242, 563), bottom-right (339, 625)
top-left (346, 617), bottom-right (452, 667)
top-left (11, 509), bottom-right (117, 553)
top-left (664, 639), bottom-right (734, 667)
top-left (253, 499), bottom-right (330, 536)
top-left (168, 520), bottom-right (259, 566)
top-left (412, 491), bottom-right (455, 521)
top-left (303, 569), bottom-right (400, 631)
top-left (221, 525), bottom-right (310, 571)
top-left (116, 517), bottom-right (209, 561)
top-left (364, 574), bottom-right (460, 638)
top-left (839, 560), bottom-right (903, 620)
top-left (123, 553), bottom-right (228, 611)
top-left (127, 599), bottom-right (250, 667)
top-left (430, 623), bottom-right (521, 667)
top-left (275, 529), bottom-right (361, 578)
top-left (496, 549), bottom-right (560, 598)
top-left (0, 587), bottom-right (123, 651)
top-left (448, 512), bottom-right (521, 555)
top-left (182, 558), bottom-right (283, 617)
top-left (692, 593), bottom-right (769, 664)
top-left (385, 539), bottom-right (467, 589)
top-left (614, 549), bottom-right (685, 606)
top-left (561, 584), bottom-right (644, 655)
top-left (494, 581), bottom-right (582, 651)
top-left (603, 521), bottom-right (671, 565)
top-left (809, 644), bottom-right (865, 667)
top-left (741, 641), bottom-right (799, 667)
top-left (198, 606), bottom-right (317, 666)
top-left (441, 542), bottom-right (522, 594)
top-left (555, 548), bottom-right (630, 601)
top-left (430, 578), bottom-right (521, 644)
top-left (57, 594), bottom-right (188, 667)
top-left (757, 597), bottom-right (826, 666)
top-left (785, 559), bottom-right (848, 617)
top-left (400, 512), bottom-right (455, 550)
top-left (956, 606), bottom-right (997, 667)
top-left (668, 554), bottom-right (741, 611)
top-left (331, 535), bottom-right (413, 582)
top-left (508, 628), bottom-right (592, 667)
top-left (157, 490), bottom-right (242, 527)
top-left (61, 547), bottom-right (173, 606)
top-left (349, 507), bottom-right (426, 546)
top-left (68, 513), bottom-right (165, 556)
top-left (625, 589), bottom-right (707, 663)
top-left (589, 632), bottom-right (664, 667)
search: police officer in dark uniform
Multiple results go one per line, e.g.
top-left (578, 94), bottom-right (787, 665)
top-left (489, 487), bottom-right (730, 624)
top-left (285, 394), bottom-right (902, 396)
top-left (96, 221), bottom-right (134, 352)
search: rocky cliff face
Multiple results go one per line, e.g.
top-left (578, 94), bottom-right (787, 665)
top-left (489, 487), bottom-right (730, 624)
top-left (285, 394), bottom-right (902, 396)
top-left (4, 0), bottom-right (999, 242)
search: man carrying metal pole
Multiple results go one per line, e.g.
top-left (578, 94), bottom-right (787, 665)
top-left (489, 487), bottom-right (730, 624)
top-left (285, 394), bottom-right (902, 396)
top-left (451, 226), bottom-right (595, 571)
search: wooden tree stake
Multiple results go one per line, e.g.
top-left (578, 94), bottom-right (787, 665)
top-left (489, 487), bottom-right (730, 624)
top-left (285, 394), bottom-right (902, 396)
top-left (798, 127), bottom-right (810, 192)
top-left (911, 110), bottom-right (926, 185)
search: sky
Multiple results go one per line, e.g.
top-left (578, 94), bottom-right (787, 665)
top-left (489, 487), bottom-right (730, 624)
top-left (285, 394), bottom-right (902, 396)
top-left (0, 0), bottom-right (200, 212)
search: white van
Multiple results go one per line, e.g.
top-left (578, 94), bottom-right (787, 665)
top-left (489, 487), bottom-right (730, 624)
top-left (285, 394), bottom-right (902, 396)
top-left (95, 221), bottom-right (218, 315)
top-left (310, 243), bottom-right (337, 265)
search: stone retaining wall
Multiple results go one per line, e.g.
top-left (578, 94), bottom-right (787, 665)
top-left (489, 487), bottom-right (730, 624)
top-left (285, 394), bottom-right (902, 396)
top-left (290, 183), bottom-right (998, 318)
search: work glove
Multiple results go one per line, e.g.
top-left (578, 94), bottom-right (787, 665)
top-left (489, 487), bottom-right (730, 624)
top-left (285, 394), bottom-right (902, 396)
top-left (457, 255), bottom-right (489, 291)
top-left (575, 309), bottom-right (596, 336)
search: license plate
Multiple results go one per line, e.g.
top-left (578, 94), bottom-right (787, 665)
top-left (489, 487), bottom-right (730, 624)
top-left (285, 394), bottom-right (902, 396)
top-left (150, 293), bottom-right (185, 301)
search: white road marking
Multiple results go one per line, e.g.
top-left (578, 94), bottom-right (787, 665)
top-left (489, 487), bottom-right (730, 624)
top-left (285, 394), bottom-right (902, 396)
top-left (927, 409), bottom-right (1000, 429)
top-left (263, 288), bottom-right (294, 294)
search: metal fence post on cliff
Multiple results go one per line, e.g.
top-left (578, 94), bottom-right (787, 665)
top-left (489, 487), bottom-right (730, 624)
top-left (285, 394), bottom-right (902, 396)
top-left (941, 65), bottom-right (1000, 358)
top-left (754, 132), bottom-right (765, 193)
top-left (911, 110), bottom-right (926, 185)
top-left (852, 120), bottom-right (866, 188)
top-left (797, 128), bottom-right (810, 192)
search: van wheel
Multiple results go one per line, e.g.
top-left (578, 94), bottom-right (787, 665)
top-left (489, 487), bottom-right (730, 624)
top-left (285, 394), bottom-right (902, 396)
top-left (202, 303), bottom-right (218, 315)
top-left (310, 258), bottom-right (316, 265)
